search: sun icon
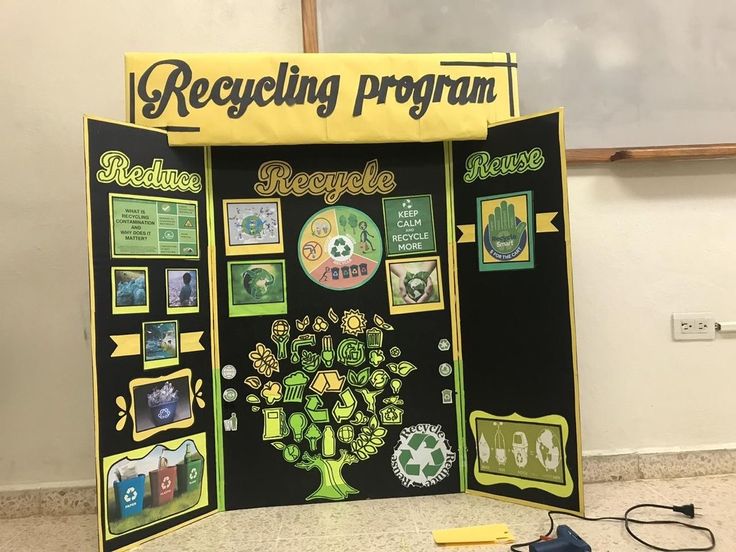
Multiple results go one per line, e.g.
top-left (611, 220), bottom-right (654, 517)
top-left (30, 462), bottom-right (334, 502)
top-left (341, 309), bottom-right (367, 336)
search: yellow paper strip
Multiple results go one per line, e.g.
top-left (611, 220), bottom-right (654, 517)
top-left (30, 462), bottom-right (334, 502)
top-left (125, 53), bottom-right (518, 146)
top-left (433, 523), bottom-right (514, 544)
top-left (456, 224), bottom-right (476, 244)
top-left (110, 331), bottom-right (204, 357)
top-left (536, 211), bottom-right (559, 233)
top-left (456, 212), bottom-right (558, 244)
top-left (181, 331), bottom-right (205, 352)
top-left (110, 334), bottom-right (139, 357)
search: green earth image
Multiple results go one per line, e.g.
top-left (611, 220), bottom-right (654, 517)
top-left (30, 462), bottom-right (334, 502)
top-left (230, 263), bottom-right (284, 305)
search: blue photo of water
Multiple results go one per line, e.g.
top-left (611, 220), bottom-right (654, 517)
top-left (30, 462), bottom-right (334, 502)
top-left (115, 269), bottom-right (147, 307)
top-left (144, 322), bottom-right (177, 361)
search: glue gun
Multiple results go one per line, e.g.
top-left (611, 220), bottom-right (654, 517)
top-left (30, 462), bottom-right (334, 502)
top-left (529, 525), bottom-right (591, 551)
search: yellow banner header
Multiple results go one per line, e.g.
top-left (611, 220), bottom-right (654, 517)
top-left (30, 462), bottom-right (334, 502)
top-left (125, 53), bottom-right (518, 146)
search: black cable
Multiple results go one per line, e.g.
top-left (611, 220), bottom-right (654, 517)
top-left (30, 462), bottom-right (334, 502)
top-left (509, 502), bottom-right (715, 552)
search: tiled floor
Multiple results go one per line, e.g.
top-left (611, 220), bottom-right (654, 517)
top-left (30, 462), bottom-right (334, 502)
top-left (1, 474), bottom-right (733, 551)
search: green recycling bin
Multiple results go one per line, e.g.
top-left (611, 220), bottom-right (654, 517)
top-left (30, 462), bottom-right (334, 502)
top-left (177, 458), bottom-right (203, 493)
top-left (149, 466), bottom-right (177, 507)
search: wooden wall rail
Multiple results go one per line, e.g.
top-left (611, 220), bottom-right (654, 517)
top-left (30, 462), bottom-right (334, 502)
top-left (566, 144), bottom-right (736, 164)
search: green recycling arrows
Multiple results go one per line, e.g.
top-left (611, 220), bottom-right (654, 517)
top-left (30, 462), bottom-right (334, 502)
top-left (331, 388), bottom-right (357, 423)
top-left (304, 394), bottom-right (330, 424)
top-left (398, 432), bottom-right (446, 478)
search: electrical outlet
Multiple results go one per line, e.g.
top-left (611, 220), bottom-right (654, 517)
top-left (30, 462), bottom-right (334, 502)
top-left (672, 312), bottom-right (715, 341)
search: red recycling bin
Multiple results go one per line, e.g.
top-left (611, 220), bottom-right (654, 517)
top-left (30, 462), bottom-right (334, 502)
top-left (149, 466), bottom-right (177, 507)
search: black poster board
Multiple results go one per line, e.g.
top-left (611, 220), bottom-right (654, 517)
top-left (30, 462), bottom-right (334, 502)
top-left (451, 111), bottom-right (583, 513)
top-left (210, 143), bottom-right (463, 508)
top-left (85, 110), bottom-right (582, 550)
top-left (84, 118), bottom-right (218, 551)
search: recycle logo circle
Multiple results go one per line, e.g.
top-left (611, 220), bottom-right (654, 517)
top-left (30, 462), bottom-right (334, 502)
top-left (161, 476), bottom-right (172, 491)
top-left (157, 408), bottom-right (171, 419)
top-left (391, 425), bottom-right (456, 488)
top-left (189, 467), bottom-right (198, 481)
top-left (328, 235), bottom-right (353, 261)
top-left (123, 487), bottom-right (137, 503)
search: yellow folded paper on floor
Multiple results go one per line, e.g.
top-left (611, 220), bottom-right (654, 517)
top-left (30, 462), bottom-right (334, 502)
top-left (432, 523), bottom-right (514, 545)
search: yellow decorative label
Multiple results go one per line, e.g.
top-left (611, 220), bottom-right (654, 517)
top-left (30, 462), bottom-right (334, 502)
top-left (125, 53), bottom-right (519, 145)
top-left (97, 150), bottom-right (202, 193)
top-left (254, 159), bottom-right (396, 205)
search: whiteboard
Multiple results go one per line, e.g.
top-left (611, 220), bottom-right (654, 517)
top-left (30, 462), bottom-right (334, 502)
top-left (317, 0), bottom-right (736, 148)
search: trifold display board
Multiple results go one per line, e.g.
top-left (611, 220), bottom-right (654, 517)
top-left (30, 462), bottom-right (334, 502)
top-left (85, 109), bottom-right (580, 549)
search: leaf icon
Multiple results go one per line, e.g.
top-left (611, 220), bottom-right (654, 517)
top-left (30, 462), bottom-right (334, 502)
top-left (372, 315), bottom-right (394, 331)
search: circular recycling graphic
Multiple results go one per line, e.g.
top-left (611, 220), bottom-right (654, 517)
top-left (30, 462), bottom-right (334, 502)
top-left (298, 206), bottom-right (382, 291)
top-left (391, 424), bottom-right (456, 488)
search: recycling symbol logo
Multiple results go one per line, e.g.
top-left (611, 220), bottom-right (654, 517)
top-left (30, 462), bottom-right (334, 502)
top-left (157, 407), bottom-right (171, 419)
top-left (161, 476), bottom-right (172, 491)
top-left (123, 487), bottom-right (137, 503)
top-left (391, 424), bottom-right (456, 488)
top-left (330, 236), bottom-right (352, 259)
top-left (189, 467), bottom-right (198, 481)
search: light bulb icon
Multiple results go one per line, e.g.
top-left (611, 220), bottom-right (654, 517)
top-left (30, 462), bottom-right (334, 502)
top-left (390, 379), bottom-right (402, 394)
top-left (289, 412), bottom-right (308, 443)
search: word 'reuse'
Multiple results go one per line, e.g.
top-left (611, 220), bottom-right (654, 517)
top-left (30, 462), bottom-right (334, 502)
top-left (463, 148), bottom-right (545, 183)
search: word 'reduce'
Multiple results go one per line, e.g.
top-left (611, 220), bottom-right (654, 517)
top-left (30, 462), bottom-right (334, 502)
top-left (135, 60), bottom-right (499, 122)
top-left (96, 151), bottom-right (202, 193)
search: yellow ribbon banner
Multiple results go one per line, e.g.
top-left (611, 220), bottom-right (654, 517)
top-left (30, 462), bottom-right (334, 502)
top-left (110, 331), bottom-right (204, 357)
top-left (457, 212), bottom-right (558, 243)
top-left (125, 53), bottom-right (519, 146)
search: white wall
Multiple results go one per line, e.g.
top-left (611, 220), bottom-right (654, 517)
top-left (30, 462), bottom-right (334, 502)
top-left (569, 160), bottom-right (736, 453)
top-left (2, 1), bottom-right (735, 488)
top-left (0, 0), bottom-right (301, 487)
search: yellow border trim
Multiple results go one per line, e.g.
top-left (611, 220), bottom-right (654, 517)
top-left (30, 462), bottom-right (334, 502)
top-left (129, 368), bottom-right (195, 442)
top-left (557, 108), bottom-right (585, 514)
top-left (444, 140), bottom-right (467, 490)
top-left (205, 147), bottom-right (226, 510)
top-left (111, 266), bottom-right (150, 315)
top-left (83, 115), bottom-right (105, 552)
top-left (108, 192), bottom-right (200, 260)
top-left (165, 268), bottom-right (200, 314)
top-left (384, 255), bottom-right (445, 315)
top-left (222, 198), bottom-right (285, 256)
top-left (466, 489), bottom-right (583, 517)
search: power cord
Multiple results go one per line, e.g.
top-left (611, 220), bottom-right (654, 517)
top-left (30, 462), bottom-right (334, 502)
top-left (509, 502), bottom-right (715, 552)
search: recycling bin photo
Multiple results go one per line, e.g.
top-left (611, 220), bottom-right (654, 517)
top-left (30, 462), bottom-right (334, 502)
top-left (176, 457), bottom-right (203, 493)
top-left (113, 474), bottom-right (145, 519)
top-left (149, 466), bottom-right (177, 507)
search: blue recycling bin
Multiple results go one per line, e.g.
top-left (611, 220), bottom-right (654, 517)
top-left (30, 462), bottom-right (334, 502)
top-left (113, 474), bottom-right (145, 519)
top-left (150, 400), bottom-right (178, 426)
